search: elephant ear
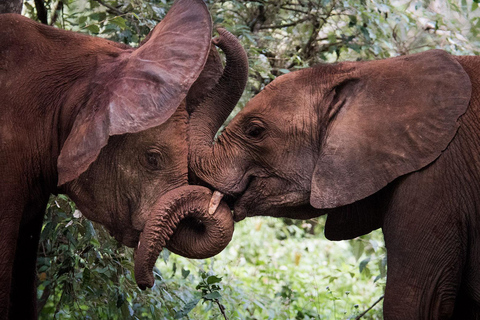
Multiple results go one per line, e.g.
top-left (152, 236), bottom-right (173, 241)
top-left (57, 0), bottom-right (212, 185)
top-left (311, 50), bottom-right (471, 213)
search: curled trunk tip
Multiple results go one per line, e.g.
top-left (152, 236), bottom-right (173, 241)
top-left (134, 186), bottom-right (234, 290)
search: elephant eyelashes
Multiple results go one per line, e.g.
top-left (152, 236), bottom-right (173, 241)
top-left (245, 121), bottom-right (266, 139)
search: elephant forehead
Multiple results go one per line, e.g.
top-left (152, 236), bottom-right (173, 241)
top-left (250, 75), bottom-right (311, 114)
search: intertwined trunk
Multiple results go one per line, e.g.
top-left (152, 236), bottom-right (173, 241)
top-left (134, 185), bottom-right (233, 290)
top-left (188, 28), bottom-right (249, 192)
top-left (135, 28), bottom-right (249, 290)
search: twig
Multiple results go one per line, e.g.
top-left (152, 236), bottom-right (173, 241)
top-left (355, 295), bottom-right (384, 320)
top-left (204, 279), bottom-right (228, 320)
top-left (37, 285), bottom-right (51, 314)
top-left (215, 299), bottom-right (228, 320)
top-left (259, 17), bottom-right (309, 29)
top-left (93, 0), bottom-right (124, 16)
top-left (280, 5), bottom-right (309, 14)
top-left (49, 1), bottom-right (63, 26)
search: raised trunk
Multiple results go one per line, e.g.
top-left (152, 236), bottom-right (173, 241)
top-left (134, 185), bottom-right (233, 290)
top-left (188, 28), bottom-right (249, 191)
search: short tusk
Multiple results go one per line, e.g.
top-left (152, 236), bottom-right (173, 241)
top-left (208, 191), bottom-right (224, 215)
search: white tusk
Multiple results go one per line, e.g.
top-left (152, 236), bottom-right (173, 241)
top-left (208, 191), bottom-right (224, 215)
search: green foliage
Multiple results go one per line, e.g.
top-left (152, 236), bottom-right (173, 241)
top-left (23, 0), bottom-right (173, 44)
top-left (174, 273), bottom-right (226, 319)
top-left (39, 197), bottom-right (385, 319)
top-left (38, 196), bottom-right (193, 319)
top-left (27, 0), bottom-right (480, 319)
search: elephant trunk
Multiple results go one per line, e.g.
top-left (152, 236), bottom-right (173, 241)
top-left (134, 185), bottom-right (234, 290)
top-left (188, 28), bottom-right (249, 191)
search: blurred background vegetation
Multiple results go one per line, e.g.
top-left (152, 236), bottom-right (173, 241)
top-left (18, 0), bottom-right (480, 318)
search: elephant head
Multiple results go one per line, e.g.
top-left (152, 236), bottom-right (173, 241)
top-left (54, 0), bottom-right (246, 288)
top-left (189, 49), bottom-right (471, 236)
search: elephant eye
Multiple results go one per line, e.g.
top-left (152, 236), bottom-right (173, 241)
top-left (245, 122), bottom-right (265, 139)
top-left (143, 150), bottom-right (164, 171)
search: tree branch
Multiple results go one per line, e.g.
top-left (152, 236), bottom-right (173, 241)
top-left (280, 5), bottom-right (309, 14)
top-left (37, 284), bottom-right (51, 314)
top-left (215, 300), bottom-right (228, 320)
top-left (93, 0), bottom-right (124, 16)
top-left (355, 295), bottom-right (384, 319)
top-left (34, 0), bottom-right (48, 24)
top-left (259, 17), bottom-right (309, 30)
top-left (49, 1), bottom-right (63, 26)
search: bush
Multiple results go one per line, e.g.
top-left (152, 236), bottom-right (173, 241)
top-left (38, 196), bottom-right (385, 319)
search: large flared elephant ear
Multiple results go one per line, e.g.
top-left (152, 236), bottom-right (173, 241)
top-left (311, 50), bottom-right (471, 212)
top-left (57, 0), bottom-right (212, 185)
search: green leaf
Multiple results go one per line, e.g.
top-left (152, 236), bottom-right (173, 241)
top-left (181, 268), bottom-right (190, 279)
top-left (161, 248), bottom-right (170, 262)
top-left (85, 24), bottom-right (100, 34)
top-left (110, 16), bottom-right (127, 30)
top-left (359, 257), bottom-right (371, 273)
top-left (97, 267), bottom-right (108, 274)
top-left (203, 291), bottom-right (221, 300)
top-left (472, 1), bottom-right (479, 11)
top-left (78, 16), bottom-right (88, 25)
top-left (174, 298), bottom-right (200, 319)
top-left (206, 275), bottom-right (222, 284)
top-left (89, 13), bottom-right (100, 21)
top-left (351, 240), bottom-right (365, 261)
top-left (349, 15), bottom-right (357, 27)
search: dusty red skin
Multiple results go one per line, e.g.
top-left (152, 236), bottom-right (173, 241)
top-left (134, 185), bottom-right (233, 290)
top-left (0, 0), bottom-right (249, 317)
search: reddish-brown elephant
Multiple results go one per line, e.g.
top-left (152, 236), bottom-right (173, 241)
top-left (0, 0), bottom-right (249, 318)
top-left (189, 50), bottom-right (480, 319)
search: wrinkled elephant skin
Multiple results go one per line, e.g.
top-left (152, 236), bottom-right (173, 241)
top-left (0, 0), bottom-right (246, 318)
top-left (190, 50), bottom-right (480, 319)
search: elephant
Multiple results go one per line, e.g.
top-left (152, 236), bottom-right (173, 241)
top-left (189, 49), bottom-right (480, 319)
top-left (0, 0), bottom-right (248, 318)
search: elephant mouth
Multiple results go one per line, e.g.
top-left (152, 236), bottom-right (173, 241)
top-left (232, 177), bottom-right (311, 221)
top-left (110, 228), bottom-right (141, 248)
top-left (107, 196), bottom-right (143, 248)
